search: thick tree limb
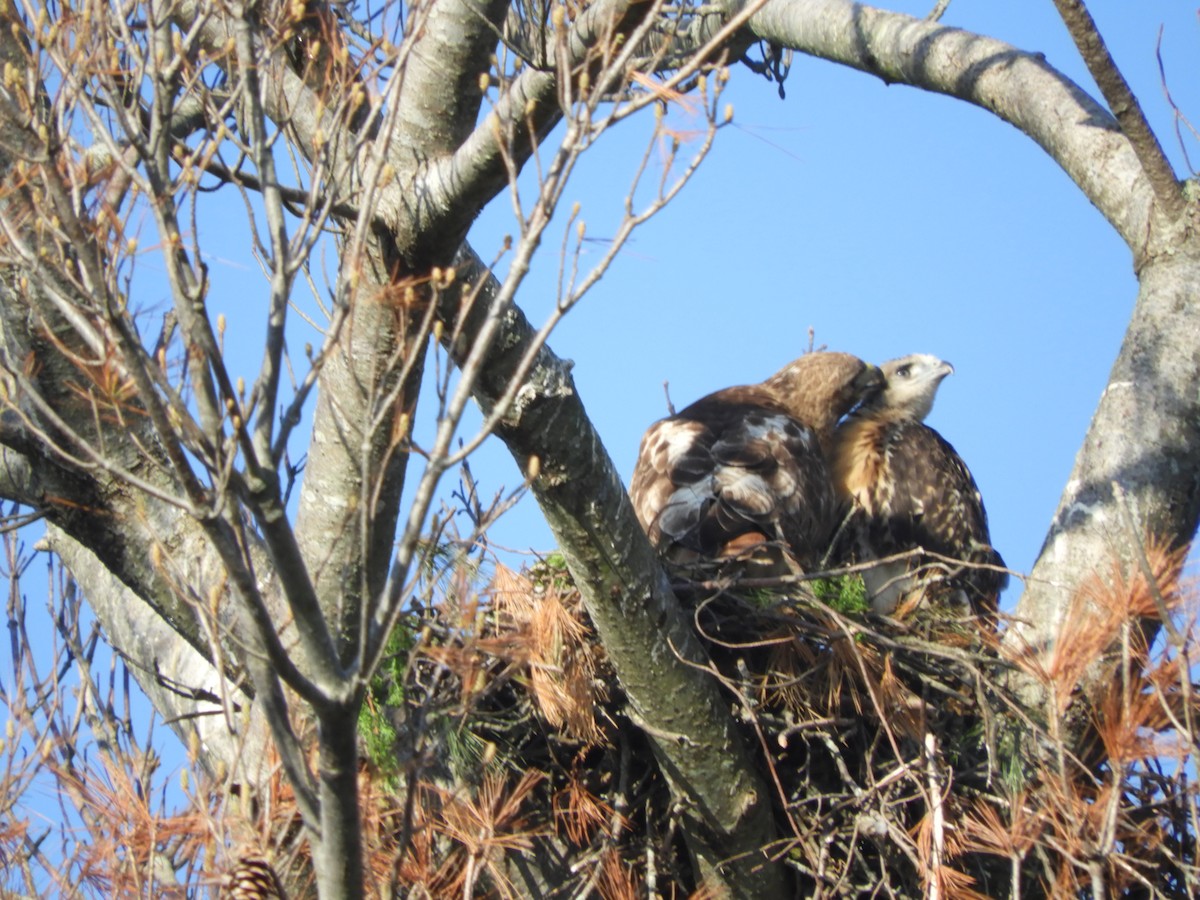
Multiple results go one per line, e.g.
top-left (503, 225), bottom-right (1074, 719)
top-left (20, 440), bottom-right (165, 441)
top-left (391, 0), bottom-right (511, 158)
top-left (446, 246), bottom-right (785, 899)
top-left (46, 529), bottom-right (273, 787)
top-left (733, 0), bottom-right (1156, 257)
top-left (291, 233), bottom-right (429, 658)
top-left (0, 293), bottom-right (215, 658)
top-left (1016, 251), bottom-right (1200, 654)
top-left (0, 444), bottom-right (39, 507)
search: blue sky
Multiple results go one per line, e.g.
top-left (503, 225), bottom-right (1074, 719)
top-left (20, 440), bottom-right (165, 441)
top-left (460, 3), bottom-right (1200, 610)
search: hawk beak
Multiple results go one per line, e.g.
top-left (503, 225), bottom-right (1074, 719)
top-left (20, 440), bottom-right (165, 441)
top-left (855, 364), bottom-right (886, 398)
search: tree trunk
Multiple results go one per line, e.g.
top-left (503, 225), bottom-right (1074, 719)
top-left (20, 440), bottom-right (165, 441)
top-left (1016, 243), bottom-right (1200, 655)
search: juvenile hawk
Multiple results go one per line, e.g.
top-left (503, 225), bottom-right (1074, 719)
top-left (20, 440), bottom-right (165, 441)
top-left (832, 353), bottom-right (1006, 616)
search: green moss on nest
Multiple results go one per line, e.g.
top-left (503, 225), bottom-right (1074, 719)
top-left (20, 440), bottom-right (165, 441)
top-left (810, 573), bottom-right (869, 615)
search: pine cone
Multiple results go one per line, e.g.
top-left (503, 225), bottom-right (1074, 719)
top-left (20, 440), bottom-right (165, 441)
top-left (222, 856), bottom-right (287, 900)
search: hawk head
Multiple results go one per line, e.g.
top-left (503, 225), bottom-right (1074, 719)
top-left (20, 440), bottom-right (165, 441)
top-left (761, 352), bottom-right (884, 455)
top-left (869, 353), bottom-right (954, 423)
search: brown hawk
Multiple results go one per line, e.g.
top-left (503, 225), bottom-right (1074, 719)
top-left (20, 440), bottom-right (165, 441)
top-left (832, 353), bottom-right (1006, 616)
top-left (630, 351), bottom-right (883, 575)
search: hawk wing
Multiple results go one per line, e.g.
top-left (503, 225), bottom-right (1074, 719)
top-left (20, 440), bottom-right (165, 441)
top-left (837, 418), bottom-right (1006, 614)
top-left (630, 397), bottom-right (837, 570)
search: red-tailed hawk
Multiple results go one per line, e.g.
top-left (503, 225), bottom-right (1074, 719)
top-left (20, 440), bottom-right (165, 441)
top-left (832, 353), bottom-right (1006, 616)
top-left (630, 352), bottom-right (884, 575)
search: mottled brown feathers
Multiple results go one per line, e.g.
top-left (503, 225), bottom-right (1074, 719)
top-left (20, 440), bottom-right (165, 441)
top-left (833, 354), bottom-right (1006, 616)
top-left (630, 352), bottom-right (883, 573)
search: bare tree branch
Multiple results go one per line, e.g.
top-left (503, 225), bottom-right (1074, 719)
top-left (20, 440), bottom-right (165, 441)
top-left (443, 245), bottom-right (786, 897)
top-left (1051, 0), bottom-right (1185, 221)
top-left (730, 0), bottom-right (1156, 255)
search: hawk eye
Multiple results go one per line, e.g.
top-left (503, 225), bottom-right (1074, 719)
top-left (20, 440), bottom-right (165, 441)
top-left (895, 365), bottom-right (911, 378)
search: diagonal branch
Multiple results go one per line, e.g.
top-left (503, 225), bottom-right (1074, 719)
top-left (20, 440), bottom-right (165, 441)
top-left (443, 244), bottom-right (785, 898)
top-left (1051, 0), bottom-right (1184, 221)
top-left (412, 0), bottom-right (633, 226)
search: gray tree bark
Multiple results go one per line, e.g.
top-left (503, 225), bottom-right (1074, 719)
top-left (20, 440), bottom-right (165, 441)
top-left (445, 247), bottom-right (785, 896)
